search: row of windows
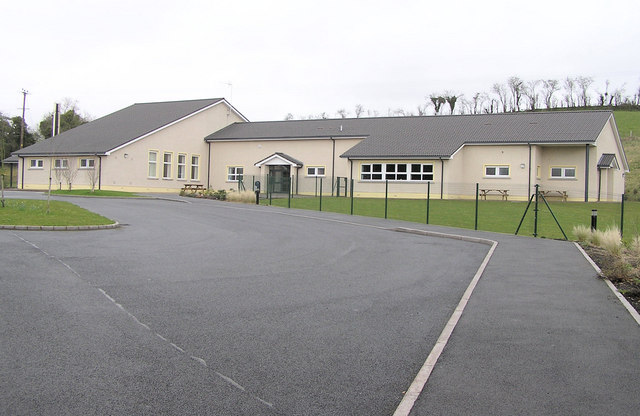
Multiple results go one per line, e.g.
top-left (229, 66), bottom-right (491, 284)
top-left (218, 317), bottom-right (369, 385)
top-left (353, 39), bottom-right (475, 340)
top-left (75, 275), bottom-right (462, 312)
top-left (29, 158), bottom-right (95, 170)
top-left (149, 151), bottom-right (200, 180)
top-left (484, 165), bottom-right (577, 179)
top-left (361, 163), bottom-right (434, 181)
top-left (225, 166), bottom-right (327, 182)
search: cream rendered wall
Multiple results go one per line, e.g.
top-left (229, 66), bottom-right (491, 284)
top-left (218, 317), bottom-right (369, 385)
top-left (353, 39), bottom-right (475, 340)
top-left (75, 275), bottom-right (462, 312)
top-left (101, 103), bottom-right (244, 193)
top-left (592, 117), bottom-right (626, 201)
top-left (446, 145), bottom-right (531, 199)
top-left (19, 156), bottom-right (100, 190)
top-left (208, 138), bottom-right (361, 191)
top-left (537, 145), bottom-right (589, 200)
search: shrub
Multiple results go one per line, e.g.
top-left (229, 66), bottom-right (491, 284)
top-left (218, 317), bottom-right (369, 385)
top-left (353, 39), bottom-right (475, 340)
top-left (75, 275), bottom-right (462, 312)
top-left (630, 235), bottom-right (640, 256)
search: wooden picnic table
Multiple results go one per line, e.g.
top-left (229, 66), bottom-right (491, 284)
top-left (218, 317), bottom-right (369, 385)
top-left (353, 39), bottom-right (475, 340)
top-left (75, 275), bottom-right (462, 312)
top-left (182, 184), bottom-right (205, 192)
top-left (479, 189), bottom-right (509, 201)
top-left (539, 190), bottom-right (568, 202)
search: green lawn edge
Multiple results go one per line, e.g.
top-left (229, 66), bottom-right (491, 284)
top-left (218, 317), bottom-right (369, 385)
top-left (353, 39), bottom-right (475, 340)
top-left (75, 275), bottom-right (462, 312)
top-left (0, 199), bottom-right (115, 227)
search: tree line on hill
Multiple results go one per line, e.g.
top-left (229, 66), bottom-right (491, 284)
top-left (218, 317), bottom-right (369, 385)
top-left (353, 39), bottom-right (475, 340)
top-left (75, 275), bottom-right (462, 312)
top-left (0, 99), bottom-right (90, 162)
top-left (285, 75), bottom-right (640, 120)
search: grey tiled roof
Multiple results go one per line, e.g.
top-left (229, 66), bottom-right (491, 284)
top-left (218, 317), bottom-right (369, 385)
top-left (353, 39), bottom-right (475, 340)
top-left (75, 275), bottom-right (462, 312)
top-left (13, 98), bottom-right (226, 156)
top-left (206, 111), bottom-right (614, 159)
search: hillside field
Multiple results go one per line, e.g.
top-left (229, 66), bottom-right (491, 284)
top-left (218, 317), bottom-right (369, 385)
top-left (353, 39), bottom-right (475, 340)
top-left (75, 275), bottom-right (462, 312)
top-left (615, 110), bottom-right (640, 200)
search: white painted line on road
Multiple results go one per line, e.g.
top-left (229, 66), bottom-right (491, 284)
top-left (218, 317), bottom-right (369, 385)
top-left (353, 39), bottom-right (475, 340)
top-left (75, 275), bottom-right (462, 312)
top-left (11, 231), bottom-right (277, 411)
top-left (393, 231), bottom-right (498, 416)
top-left (575, 242), bottom-right (640, 326)
top-left (191, 356), bottom-right (207, 367)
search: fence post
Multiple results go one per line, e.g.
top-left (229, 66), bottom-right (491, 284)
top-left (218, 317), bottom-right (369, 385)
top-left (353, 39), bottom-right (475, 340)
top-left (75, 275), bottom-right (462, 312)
top-left (475, 183), bottom-right (479, 230)
top-left (384, 179), bottom-right (389, 219)
top-left (319, 178), bottom-right (323, 211)
top-left (621, 194), bottom-right (625, 238)
top-left (426, 181), bottom-right (430, 224)
top-left (288, 177), bottom-right (292, 208)
top-left (350, 179), bottom-right (354, 215)
top-left (533, 184), bottom-right (539, 237)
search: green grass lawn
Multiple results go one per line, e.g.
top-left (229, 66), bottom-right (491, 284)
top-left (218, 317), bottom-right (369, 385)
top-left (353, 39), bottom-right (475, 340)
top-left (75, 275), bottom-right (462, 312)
top-left (0, 199), bottom-right (115, 226)
top-left (50, 189), bottom-right (142, 197)
top-left (263, 196), bottom-right (640, 241)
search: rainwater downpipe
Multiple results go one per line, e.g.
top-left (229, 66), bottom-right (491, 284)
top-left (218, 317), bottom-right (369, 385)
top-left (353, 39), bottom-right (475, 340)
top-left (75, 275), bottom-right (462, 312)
top-left (207, 141), bottom-right (212, 189)
top-left (584, 144), bottom-right (590, 202)
top-left (98, 155), bottom-right (102, 190)
top-left (439, 157), bottom-right (444, 199)
top-left (528, 143), bottom-right (532, 199)
top-left (331, 137), bottom-right (336, 196)
top-left (20, 156), bottom-right (24, 189)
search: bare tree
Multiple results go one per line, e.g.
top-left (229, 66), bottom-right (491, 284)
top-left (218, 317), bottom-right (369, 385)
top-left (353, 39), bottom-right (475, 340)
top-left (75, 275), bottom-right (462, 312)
top-left (507, 76), bottom-right (525, 112)
top-left (492, 83), bottom-right (508, 112)
top-left (563, 77), bottom-right (577, 107)
top-left (61, 158), bottom-right (78, 190)
top-left (542, 79), bottom-right (560, 109)
top-left (523, 80), bottom-right (541, 110)
top-left (429, 94), bottom-right (446, 115)
top-left (336, 109), bottom-right (349, 118)
top-left (612, 84), bottom-right (626, 106)
top-left (416, 104), bottom-right (427, 116)
top-left (354, 104), bottom-right (364, 118)
top-left (86, 160), bottom-right (99, 192)
top-left (444, 92), bottom-right (459, 115)
top-left (284, 113), bottom-right (294, 120)
top-left (576, 76), bottom-right (594, 107)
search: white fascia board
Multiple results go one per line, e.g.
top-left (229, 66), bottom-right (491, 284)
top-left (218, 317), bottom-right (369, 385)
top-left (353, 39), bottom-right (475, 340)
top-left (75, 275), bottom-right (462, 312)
top-left (106, 100), bottom-right (240, 155)
top-left (209, 135), bottom-right (365, 143)
top-left (606, 114), bottom-right (630, 172)
top-left (254, 154), bottom-right (299, 167)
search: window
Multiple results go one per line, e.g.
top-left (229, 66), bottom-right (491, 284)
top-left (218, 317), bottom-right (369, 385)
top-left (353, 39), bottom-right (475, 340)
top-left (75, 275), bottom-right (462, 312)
top-left (360, 163), bottom-right (433, 181)
top-left (54, 159), bottom-right (68, 169)
top-left (177, 154), bottom-right (186, 180)
top-left (484, 165), bottom-right (510, 177)
top-left (148, 151), bottom-right (158, 178)
top-left (190, 155), bottom-right (200, 180)
top-left (536, 165), bottom-right (541, 179)
top-left (29, 159), bottom-right (43, 169)
top-left (162, 152), bottom-right (172, 179)
top-left (307, 166), bottom-right (326, 177)
top-left (227, 166), bottom-right (243, 182)
top-left (550, 166), bottom-right (576, 179)
top-left (79, 158), bottom-right (95, 169)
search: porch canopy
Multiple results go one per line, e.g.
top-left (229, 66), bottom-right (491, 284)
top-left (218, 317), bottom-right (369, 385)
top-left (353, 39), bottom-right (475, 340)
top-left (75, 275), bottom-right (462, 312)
top-left (254, 152), bottom-right (303, 168)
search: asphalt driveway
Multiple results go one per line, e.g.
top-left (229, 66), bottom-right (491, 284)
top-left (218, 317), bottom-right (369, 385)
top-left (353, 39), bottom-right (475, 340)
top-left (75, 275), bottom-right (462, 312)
top-left (1, 192), bottom-right (639, 415)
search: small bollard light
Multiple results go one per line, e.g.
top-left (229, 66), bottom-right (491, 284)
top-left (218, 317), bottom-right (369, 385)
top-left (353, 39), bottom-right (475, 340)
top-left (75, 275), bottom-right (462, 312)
top-left (591, 209), bottom-right (598, 231)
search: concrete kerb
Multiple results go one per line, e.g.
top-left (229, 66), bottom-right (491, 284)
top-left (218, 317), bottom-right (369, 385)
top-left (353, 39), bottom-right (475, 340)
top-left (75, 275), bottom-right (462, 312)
top-left (574, 242), bottom-right (640, 326)
top-left (391, 227), bottom-right (498, 416)
top-left (0, 222), bottom-right (121, 231)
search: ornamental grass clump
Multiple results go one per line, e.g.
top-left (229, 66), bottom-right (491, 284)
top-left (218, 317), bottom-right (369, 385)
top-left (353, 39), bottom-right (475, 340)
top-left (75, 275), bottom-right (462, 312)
top-left (572, 224), bottom-right (592, 243)
top-left (597, 227), bottom-right (623, 256)
top-left (226, 190), bottom-right (255, 203)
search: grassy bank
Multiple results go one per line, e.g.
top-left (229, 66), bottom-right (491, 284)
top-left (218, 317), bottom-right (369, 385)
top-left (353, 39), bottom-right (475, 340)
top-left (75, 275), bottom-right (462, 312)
top-left (0, 199), bottom-right (114, 226)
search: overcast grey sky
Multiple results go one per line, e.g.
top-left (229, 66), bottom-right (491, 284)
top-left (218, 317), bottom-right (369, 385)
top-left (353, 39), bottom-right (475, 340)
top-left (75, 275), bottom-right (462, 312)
top-left (2, 0), bottom-right (639, 129)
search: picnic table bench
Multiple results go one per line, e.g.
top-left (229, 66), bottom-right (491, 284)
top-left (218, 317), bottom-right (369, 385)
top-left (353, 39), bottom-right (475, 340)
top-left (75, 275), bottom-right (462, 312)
top-left (479, 189), bottom-right (509, 201)
top-left (539, 190), bottom-right (568, 202)
top-left (182, 184), bottom-right (205, 192)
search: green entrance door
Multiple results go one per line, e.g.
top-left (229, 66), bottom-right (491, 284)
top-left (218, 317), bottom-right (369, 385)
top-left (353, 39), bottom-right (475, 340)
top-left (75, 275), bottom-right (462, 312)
top-left (268, 165), bottom-right (291, 193)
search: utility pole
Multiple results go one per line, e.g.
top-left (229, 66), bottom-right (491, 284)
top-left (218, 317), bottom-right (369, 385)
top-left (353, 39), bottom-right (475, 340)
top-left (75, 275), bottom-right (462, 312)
top-left (20, 89), bottom-right (28, 149)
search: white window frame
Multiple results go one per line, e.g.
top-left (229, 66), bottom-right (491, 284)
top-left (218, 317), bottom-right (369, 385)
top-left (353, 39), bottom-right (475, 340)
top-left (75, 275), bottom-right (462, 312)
top-left (177, 153), bottom-right (187, 180)
top-left (227, 166), bottom-right (244, 182)
top-left (306, 166), bottom-right (326, 177)
top-left (29, 159), bottom-right (44, 169)
top-left (484, 165), bottom-right (510, 178)
top-left (148, 151), bottom-right (158, 178)
top-left (162, 152), bottom-right (173, 179)
top-left (360, 163), bottom-right (433, 181)
top-left (550, 166), bottom-right (576, 179)
top-left (190, 155), bottom-right (200, 181)
top-left (54, 158), bottom-right (69, 170)
top-left (79, 158), bottom-right (95, 169)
